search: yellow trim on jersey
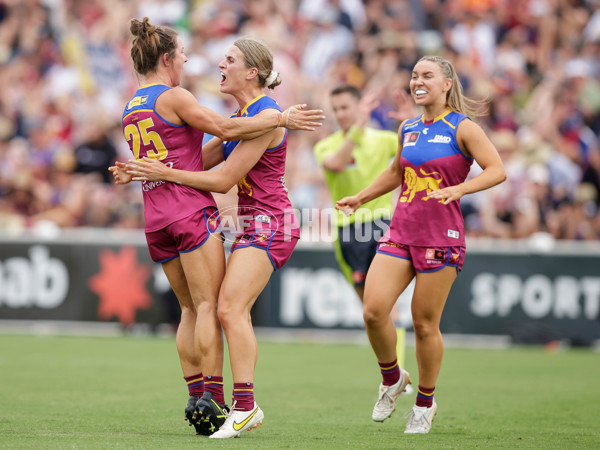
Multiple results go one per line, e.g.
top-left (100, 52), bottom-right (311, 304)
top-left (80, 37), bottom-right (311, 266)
top-left (431, 109), bottom-right (451, 123)
top-left (419, 110), bottom-right (454, 127)
top-left (441, 118), bottom-right (456, 129)
top-left (238, 94), bottom-right (267, 117)
top-left (138, 83), bottom-right (163, 89)
top-left (440, 111), bottom-right (456, 128)
top-left (123, 109), bottom-right (154, 120)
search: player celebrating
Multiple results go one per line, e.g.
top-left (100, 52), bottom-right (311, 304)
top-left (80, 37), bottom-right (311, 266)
top-left (111, 19), bottom-right (323, 436)
top-left (336, 56), bottom-right (506, 434)
top-left (125, 37), bottom-right (313, 439)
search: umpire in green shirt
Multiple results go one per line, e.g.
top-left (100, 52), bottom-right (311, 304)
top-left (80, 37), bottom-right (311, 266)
top-left (314, 83), bottom-right (414, 387)
top-left (314, 85), bottom-right (398, 301)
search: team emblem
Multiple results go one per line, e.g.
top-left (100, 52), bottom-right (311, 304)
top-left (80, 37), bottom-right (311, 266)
top-left (403, 131), bottom-right (420, 147)
top-left (425, 248), bottom-right (445, 260)
top-left (400, 167), bottom-right (444, 203)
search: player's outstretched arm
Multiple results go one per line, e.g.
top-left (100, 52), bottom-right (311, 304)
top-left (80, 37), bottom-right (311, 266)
top-left (168, 88), bottom-right (324, 141)
top-left (280, 104), bottom-right (325, 131)
top-left (126, 131), bottom-right (272, 194)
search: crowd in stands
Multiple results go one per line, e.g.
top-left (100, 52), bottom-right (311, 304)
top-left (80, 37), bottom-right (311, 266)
top-left (1, 0), bottom-right (600, 243)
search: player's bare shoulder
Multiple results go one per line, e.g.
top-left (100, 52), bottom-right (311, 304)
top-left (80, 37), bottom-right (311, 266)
top-left (158, 87), bottom-right (197, 125)
top-left (161, 86), bottom-right (195, 107)
top-left (456, 117), bottom-right (486, 157)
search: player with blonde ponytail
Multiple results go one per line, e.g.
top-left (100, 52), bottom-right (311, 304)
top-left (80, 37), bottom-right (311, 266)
top-left (337, 56), bottom-right (505, 434)
top-left (125, 36), bottom-right (318, 439)
top-left (111, 20), bottom-right (323, 437)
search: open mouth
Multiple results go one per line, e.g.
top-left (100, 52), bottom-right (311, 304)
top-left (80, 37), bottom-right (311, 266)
top-left (220, 71), bottom-right (226, 85)
top-left (414, 89), bottom-right (427, 96)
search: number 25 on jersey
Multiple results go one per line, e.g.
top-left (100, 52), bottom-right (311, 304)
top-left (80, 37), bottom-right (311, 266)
top-left (124, 117), bottom-right (168, 160)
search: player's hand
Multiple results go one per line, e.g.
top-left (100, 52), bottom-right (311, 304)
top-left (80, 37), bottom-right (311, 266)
top-left (109, 161), bottom-right (133, 184)
top-left (427, 185), bottom-right (465, 205)
top-left (355, 91), bottom-right (380, 129)
top-left (282, 104), bottom-right (325, 131)
top-left (125, 157), bottom-right (169, 182)
top-left (388, 89), bottom-right (418, 122)
top-left (335, 195), bottom-right (361, 216)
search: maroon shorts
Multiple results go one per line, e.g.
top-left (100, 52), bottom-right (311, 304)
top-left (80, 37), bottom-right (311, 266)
top-left (230, 229), bottom-right (299, 270)
top-left (376, 239), bottom-right (465, 273)
top-left (145, 207), bottom-right (221, 263)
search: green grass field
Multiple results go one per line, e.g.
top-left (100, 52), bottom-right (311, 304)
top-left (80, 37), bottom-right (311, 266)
top-left (1, 333), bottom-right (599, 449)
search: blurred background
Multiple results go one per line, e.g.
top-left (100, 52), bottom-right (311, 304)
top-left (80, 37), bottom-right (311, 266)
top-left (0, 0), bottom-right (599, 347)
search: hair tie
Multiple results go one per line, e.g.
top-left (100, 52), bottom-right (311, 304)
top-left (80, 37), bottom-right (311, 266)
top-left (265, 70), bottom-right (279, 86)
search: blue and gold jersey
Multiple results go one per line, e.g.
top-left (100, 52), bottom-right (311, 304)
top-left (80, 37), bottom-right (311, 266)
top-left (221, 94), bottom-right (299, 238)
top-left (222, 94), bottom-right (283, 159)
top-left (122, 84), bottom-right (215, 232)
top-left (387, 110), bottom-right (473, 247)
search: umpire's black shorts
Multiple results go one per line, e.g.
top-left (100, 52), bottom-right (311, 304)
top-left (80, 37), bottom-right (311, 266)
top-left (338, 219), bottom-right (390, 286)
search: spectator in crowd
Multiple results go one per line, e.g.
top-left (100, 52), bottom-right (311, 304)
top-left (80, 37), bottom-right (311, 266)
top-left (0, 0), bottom-right (599, 243)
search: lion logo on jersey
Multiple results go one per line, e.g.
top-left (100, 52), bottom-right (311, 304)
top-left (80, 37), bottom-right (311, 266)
top-left (237, 176), bottom-right (253, 197)
top-left (399, 167), bottom-right (444, 203)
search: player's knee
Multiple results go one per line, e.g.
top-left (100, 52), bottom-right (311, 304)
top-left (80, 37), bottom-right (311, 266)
top-left (412, 316), bottom-right (437, 339)
top-left (363, 303), bottom-right (386, 327)
top-left (216, 300), bottom-right (232, 327)
top-left (195, 298), bottom-right (217, 317)
top-left (216, 295), bottom-right (241, 329)
top-left (180, 305), bottom-right (197, 320)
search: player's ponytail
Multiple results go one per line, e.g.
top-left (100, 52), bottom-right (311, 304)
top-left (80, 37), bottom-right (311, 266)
top-left (265, 71), bottom-right (281, 90)
top-left (129, 17), bottom-right (178, 75)
top-left (234, 38), bottom-right (281, 90)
